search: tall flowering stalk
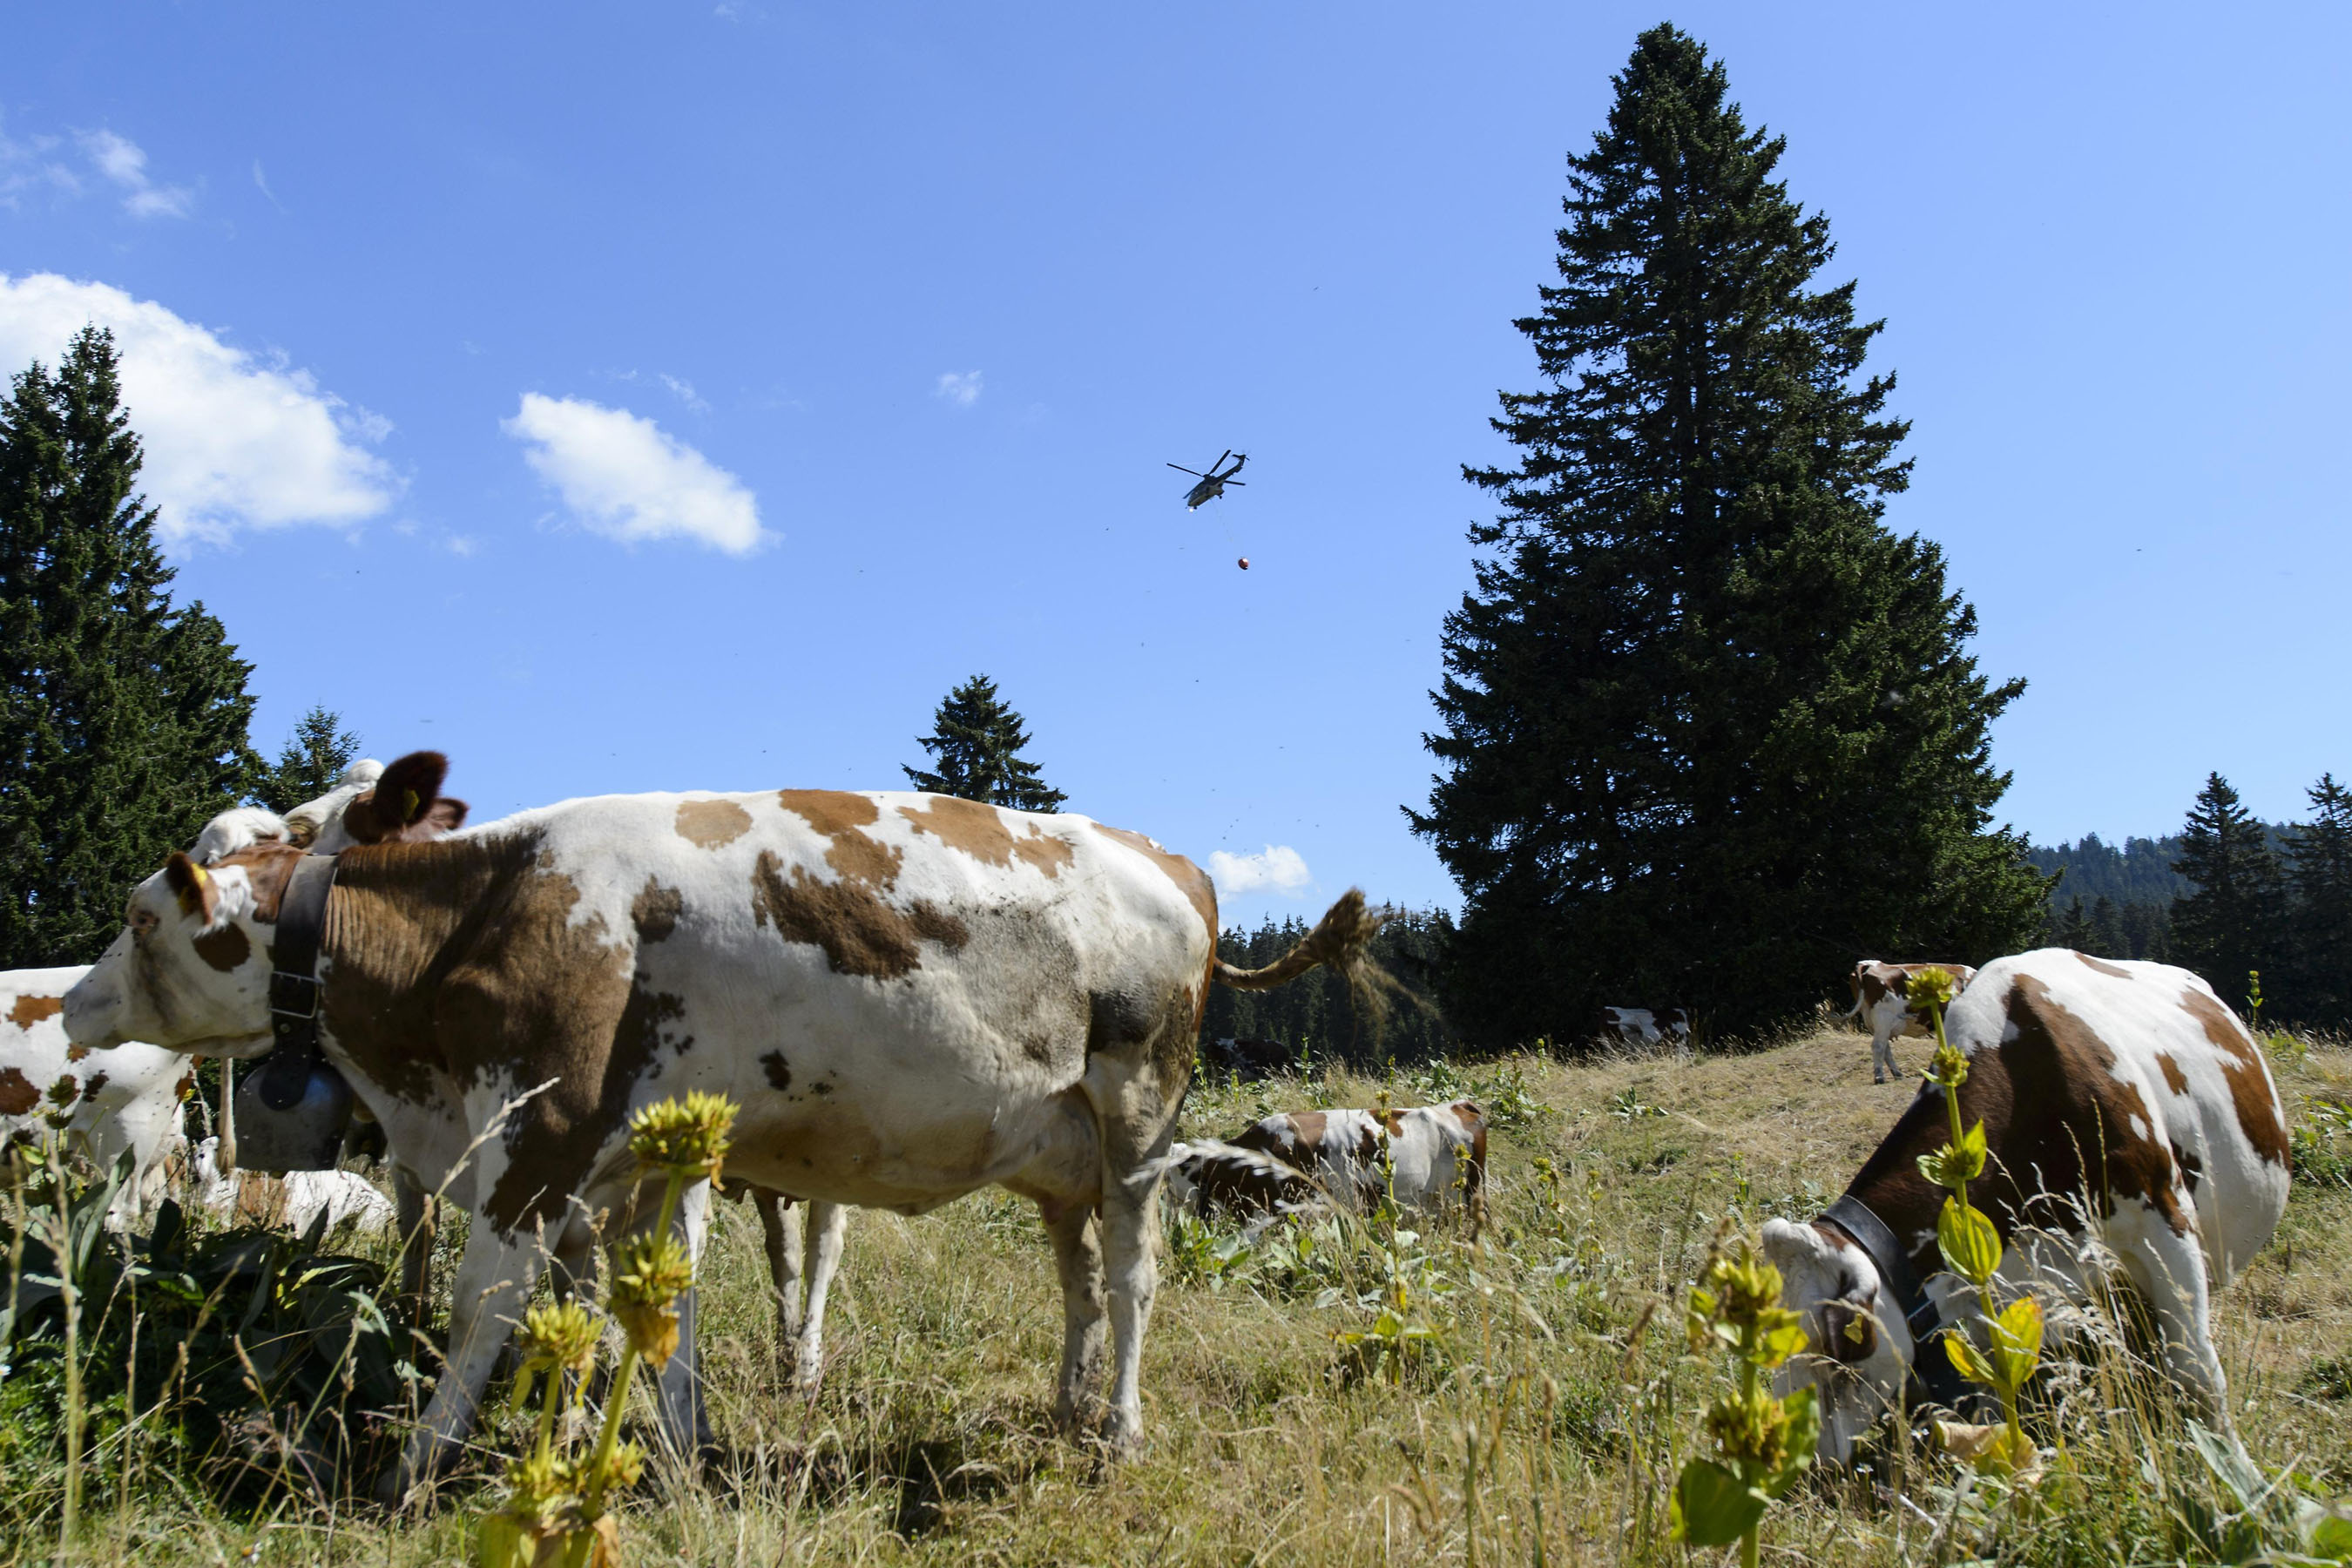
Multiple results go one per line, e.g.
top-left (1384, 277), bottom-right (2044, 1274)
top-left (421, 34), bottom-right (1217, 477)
top-left (476, 1092), bottom-right (735, 1568)
top-left (1908, 967), bottom-right (2041, 1477)
top-left (1673, 1238), bottom-right (1816, 1568)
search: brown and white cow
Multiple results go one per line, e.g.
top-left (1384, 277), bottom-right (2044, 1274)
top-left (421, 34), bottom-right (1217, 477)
top-left (63, 783), bottom-right (1380, 1497)
top-left (1848, 960), bottom-right (1980, 1084)
top-left (2, 965), bottom-right (193, 1226)
top-left (1162, 1138), bottom-right (1322, 1223)
top-left (1601, 1006), bottom-right (1691, 1051)
top-left (1764, 950), bottom-right (2290, 1463)
top-left (1226, 1101), bottom-right (1487, 1220)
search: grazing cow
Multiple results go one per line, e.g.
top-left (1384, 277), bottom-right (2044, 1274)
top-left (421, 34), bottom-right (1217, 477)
top-left (1227, 1101), bottom-right (1486, 1219)
top-left (1848, 960), bottom-right (1980, 1084)
top-left (2, 965), bottom-right (193, 1226)
top-left (193, 1135), bottom-right (398, 1238)
top-left (63, 783), bottom-right (1381, 1497)
top-left (1201, 1036), bottom-right (1293, 1080)
top-left (1762, 950), bottom-right (2290, 1464)
top-left (1601, 1006), bottom-right (1691, 1051)
top-left (1162, 1138), bottom-right (1322, 1223)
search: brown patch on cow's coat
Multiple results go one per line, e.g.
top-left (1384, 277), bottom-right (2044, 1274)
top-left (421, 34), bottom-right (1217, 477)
top-left (203, 841), bottom-right (304, 923)
top-left (80, 1071), bottom-right (107, 1102)
top-left (898, 796), bottom-right (1073, 880)
top-left (760, 1051), bottom-right (792, 1092)
top-left (2154, 1052), bottom-right (2191, 1096)
top-left (8, 993), bottom-right (60, 1029)
top-left (2075, 952), bottom-right (2132, 979)
top-left (0, 1067), bottom-right (37, 1115)
top-left (1289, 1111), bottom-right (1327, 1149)
top-left (1090, 824), bottom-right (1218, 936)
top-left (2178, 987), bottom-right (2292, 1168)
top-left (675, 798), bottom-right (754, 849)
top-left (631, 878), bottom-right (683, 943)
top-left (66, 1044), bottom-right (90, 1061)
top-left (749, 848), bottom-right (970, 982)
top-left (193, 921), bottom-right (253, 972)
top-left (777, 791), bottom-right (904, 888)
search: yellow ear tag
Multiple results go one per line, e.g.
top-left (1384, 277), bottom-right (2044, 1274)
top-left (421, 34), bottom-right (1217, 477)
top-left (403, 787), bottom-right (420, 818)
top-left (1844, 1316), bottom-right (1867, 1345)
top-left (189, 862), bottom-right (212, 891)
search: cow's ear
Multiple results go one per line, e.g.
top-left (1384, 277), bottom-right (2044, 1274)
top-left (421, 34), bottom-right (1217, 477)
top-left (373, 751), bottom-right (450, 830)
top-left (1825, 1294), bottom-right (1879, 1362)
top-left (166, 852), bottom-right (220, 925)
top-left (418, 795), bottom-right (468, 835)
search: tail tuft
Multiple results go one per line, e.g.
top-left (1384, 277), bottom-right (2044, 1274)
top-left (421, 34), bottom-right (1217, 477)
top-left (1213, 887), bottom-right (1402, 1035)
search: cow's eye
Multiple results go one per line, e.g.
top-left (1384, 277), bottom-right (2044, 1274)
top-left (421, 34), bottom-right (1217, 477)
top-left (130, 907), bottom-right (158, 935)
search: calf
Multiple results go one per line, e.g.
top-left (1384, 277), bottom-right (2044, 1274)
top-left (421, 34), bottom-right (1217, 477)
top-left (3, 965), bottom-right (193, 1226)
top-left (1227, 1101), bottom-right (1486, 1219)
top-left (1848, 960), bottom-right (1980, 1084)
top-left (1601, 1006), bottom-right (1691, 1051)
top-left (193, 1135), bottom-right (397, 1238)
top-left (1162, 1138), bottom-right (1321, 1223)
top-left (1764, 950), bottom-right (2289, 1463)
top-left (64, 783), bottom-right (1382, 1497)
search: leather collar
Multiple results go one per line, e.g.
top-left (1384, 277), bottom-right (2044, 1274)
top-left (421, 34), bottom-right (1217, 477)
top-left (258, 853), bottom-right (338, 1112)
top-left (1820, 1192), bottom-right (1969, 1414)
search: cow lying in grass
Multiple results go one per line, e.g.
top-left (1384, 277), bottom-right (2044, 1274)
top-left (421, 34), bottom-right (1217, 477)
top-left (192, 1135), bottom-right (398, 1237)
top-left (1848, 959), bottom-right (1979, 1084)
top-left (1221, 1102), bottom-right (1487, 1222)
top-left (1764, 949), bottom-right (2290, 1464)
top-left (2, 964), bottom-right (193, 1226)
top-left (1601, 1006), bottom-right (1690, 1051)
top-left (1162, 1138), bottom-right (1322, 1223)
top-left (64, 779), bottom-right (1382, 1498)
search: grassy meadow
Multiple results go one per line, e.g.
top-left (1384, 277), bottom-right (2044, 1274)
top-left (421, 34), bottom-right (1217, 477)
top-left (5, 1020), bottom-right (2349, 1566)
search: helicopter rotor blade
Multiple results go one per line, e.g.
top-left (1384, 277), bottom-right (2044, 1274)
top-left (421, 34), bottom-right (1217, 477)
top-left (1166, 463), bottom-right (1206, 476)
top-left (1220, 479), bottom-right (1246, 487)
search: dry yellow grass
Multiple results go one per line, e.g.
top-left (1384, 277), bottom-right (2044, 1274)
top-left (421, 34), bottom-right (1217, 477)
top-left (8, 1023), bottom-right (2350, 1565)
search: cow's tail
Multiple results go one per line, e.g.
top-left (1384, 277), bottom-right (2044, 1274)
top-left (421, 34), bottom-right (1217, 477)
top-left (1213, 888), bottom-right (1400, 1031)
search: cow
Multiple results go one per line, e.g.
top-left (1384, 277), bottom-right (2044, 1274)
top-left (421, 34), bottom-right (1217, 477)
top-left (193, 1135), bottom-right (398, 1238)
top-left (1226, 1101), bottom-right (1487, 1220)
top-left (1162, 1138), bottom-right (1322, 1224)
top-left (1761, 950), bottom-right (2290, 1465)
top-left (3, 965), bottom-right (193, 1226)
top-left (1200, 1036), bottom-right (1294, 1080)
top-left (62, 782), bottom-right (1383, 1499)
top-left (1848, 960), bottom-right (1980, 1084)
top-left (1601, 1006), bottom-right (1691, 1051)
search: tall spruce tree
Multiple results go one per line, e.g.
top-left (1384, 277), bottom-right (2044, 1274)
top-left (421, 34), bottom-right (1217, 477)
top-left (253, 705), bottom-right (362, 813)
top-left (2286, 773), bottom-right (2352, 1028)
top-left (903, 673), bottom-right (1067, 812)
top-left (1412, 26), bottom-right (2048, 1043)
top-left (0, 327), bottom-right (259, 967)
top-left (2168, 772), bottom-right (2287, 1010)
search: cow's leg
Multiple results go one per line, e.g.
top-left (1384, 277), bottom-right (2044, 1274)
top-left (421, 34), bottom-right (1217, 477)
top-left (2112, 1201), bottom-right (2227, 1423)
top-left (394, 1167), bottom-right (437, 1326)
top-left (754, 1187), bottom-right (806, 1357)
top-left (649, 1179), bottom-right (714, 1457)
top-left (1871, 1023), bottom-right (1896, 1084)
top-left (385, 1220), bottom-right (543, 1504)
top-left (1085, 1037), bottom-right (1186, 1451)
top-left (792, 1200), bottom-right (847, 1390)
top-left (1044, 1200), bottom-right (1106, 1428)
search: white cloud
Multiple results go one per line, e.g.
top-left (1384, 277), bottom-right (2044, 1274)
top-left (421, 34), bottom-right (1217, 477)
top-left (252, 159), bottom-right (285, 212)
top-left (1208, 844), bottom-right (1313, 896)
top-left (504, 392), bottom-right (766, 555)
top-left (0, 273), bottom-right (400, 543)
top-left (659, 373), bottom-right (709, 413)
top-left (934, 370), bottom-right (983, 407)
top-left (78, 130), bottom-right (192, 219)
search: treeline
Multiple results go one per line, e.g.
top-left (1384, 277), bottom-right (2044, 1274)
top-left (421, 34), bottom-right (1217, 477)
top-left (1197, 907), bottom-right (1454, 1070)
top-left (2035, 774), bottom-right (2349, 1030)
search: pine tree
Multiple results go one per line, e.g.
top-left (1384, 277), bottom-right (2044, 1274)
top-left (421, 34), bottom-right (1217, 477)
top-left (902, 674), bottom-right (1066, 812)
top-left (0, 327), bottom-right (259, 967)
top-left (2087, 895), bottom-right (2126, 958)
top-left (1410, 26), bottom-right (2048, 1044)
top-left (2051, 895), bottom-right (2092, 952)
top-left (253, 705), bottom-right (362, 813)
top-left (2286, 773), bottom-right (2352, 1028)
top-left (2169, 772), bottom-right (2287, 1010)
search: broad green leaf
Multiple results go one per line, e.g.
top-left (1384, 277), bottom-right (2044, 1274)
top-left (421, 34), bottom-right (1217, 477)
top-left (1673, 1458), bottom-right (1767, 1546)
top-left (1991, 1296), bottom-right (2043, 1387)
top-left (1938, 1198), bottom-right (2002, 1286)
top-left (1945, 1331), bottom-right (1999, 1389)
top-left (2309, 1508), bottom-right (2352, 1561)
top-left (1757, 1320), bottom-right (1808, 1370)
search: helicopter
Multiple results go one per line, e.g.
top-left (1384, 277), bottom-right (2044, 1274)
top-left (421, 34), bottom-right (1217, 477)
top-left (1167, 450), bottom-right (1247, 510)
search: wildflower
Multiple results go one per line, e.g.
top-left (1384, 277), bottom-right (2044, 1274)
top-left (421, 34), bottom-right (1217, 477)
top-left (626, 1091), bottom-right (735, 1185)
top-left (510, 1299), bottom-right (601, 1418)
top-left (608, 1233), bottom-right (696, 1363)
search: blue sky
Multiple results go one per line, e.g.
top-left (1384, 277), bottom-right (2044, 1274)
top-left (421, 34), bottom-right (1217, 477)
top-left (4, 3), bottom-right (2346, 923)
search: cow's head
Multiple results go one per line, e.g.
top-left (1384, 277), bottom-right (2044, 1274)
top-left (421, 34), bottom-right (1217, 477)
top-left (1760, 1217), bottom-right (1911, 1464)
top-left (289, 751), bottom-right (466, 854)
top-left (64, 842), bottom-right (304, 1059)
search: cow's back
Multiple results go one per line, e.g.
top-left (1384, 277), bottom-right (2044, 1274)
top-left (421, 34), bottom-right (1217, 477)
top-left (1942, 949), bottom-right (2290, 1286)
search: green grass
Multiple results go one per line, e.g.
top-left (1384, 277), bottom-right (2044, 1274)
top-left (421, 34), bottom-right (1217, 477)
top-left (6, 1024), bottom-right (2350, 1565)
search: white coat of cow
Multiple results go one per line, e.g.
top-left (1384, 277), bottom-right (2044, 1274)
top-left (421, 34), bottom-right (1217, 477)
top-left (1848, 960), bottom-right (1979, 1084)
top-left (1763, 949), bottom-right (2290, 1463)
top-left (2, 965), bottom-right (193, 1225)
top-left (63, 784), bottom-right (1379, 1497)
top-left (1226, 1101), bottom-right (1487, 1220)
